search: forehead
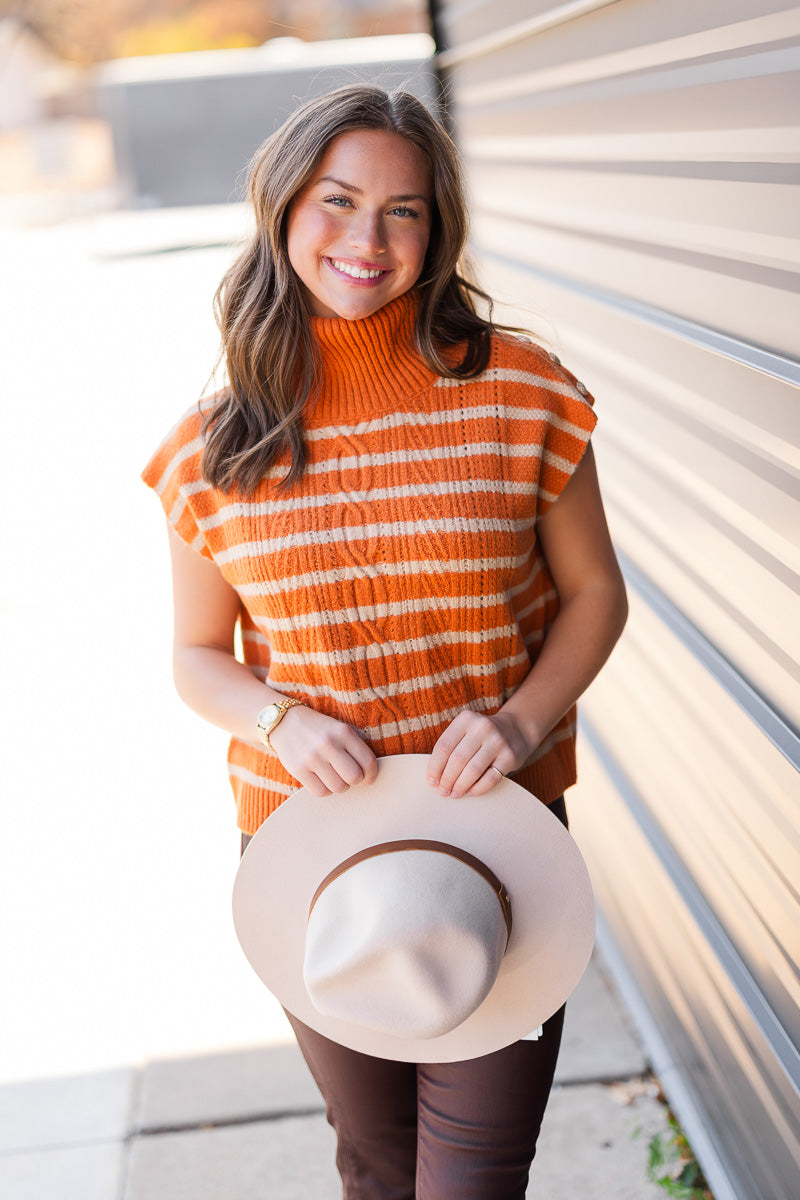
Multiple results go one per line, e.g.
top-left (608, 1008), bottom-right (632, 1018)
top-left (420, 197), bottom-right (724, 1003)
top-left (310, 128), bottom-right (432, 194)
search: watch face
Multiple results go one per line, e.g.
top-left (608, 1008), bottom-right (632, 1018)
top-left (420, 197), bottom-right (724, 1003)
top-left (258, 704), bottom-right (281, 730)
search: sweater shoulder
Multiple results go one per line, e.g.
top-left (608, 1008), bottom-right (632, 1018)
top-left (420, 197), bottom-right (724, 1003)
top-left (141, 391), bottom-right (221, 494)
top-left (491, 332), bottom-right (591, 392)
top-left (456, 332), bottom-right (597, 416)
top-left (489, 330), bottom-right (553, 369)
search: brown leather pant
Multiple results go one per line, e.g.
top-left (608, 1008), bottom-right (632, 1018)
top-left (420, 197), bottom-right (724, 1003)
top-left (286, 1003), bottom-right (565, 1200)
top-left (241, 797), bottom-right (568, 1199)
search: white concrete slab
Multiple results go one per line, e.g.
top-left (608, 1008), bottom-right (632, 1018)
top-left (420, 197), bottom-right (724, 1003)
top-left (122, 1114), bottom-right (339, 1200)
top-left (122, 1080), bottom-right (671, 1199)
top-left (133, 953), bottom-right (647, 1134)
top-left (136, 1043), bottom-right (322, 1132)
top-left (556, 953), bottom-right (647, 1084)
top-left (0, 1068), bottom-right (137, 1152)
top-left (531, 1081), bottom-right (670, 1199)
top-left (0, 1141), bottom-right (125, 1200)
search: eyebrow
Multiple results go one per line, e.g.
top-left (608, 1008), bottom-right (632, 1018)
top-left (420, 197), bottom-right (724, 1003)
top-left (316, 175), bottom-right (430, 204)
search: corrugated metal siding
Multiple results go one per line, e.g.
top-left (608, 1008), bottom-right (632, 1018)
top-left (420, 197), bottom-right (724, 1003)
top-left (430, 2), bottom-right (800, 1197)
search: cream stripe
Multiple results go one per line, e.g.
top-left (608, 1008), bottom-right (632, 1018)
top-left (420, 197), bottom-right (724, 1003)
top-left (167, 433), bottom-right (586, 527)
top-left (227, 762), bottom-right (294, 794)
top-left (305, 401), bottom-right (590, 443)
top-left (175, 450), bottom-right (575, 542)
top-left (234, 554), bottom-right (530, 598)
top-left (165, 486), bottom-right (208, 554)
top-left (267, 626), bottom-right (519, 669)
top-left (360, 696), bottom-right (499, 741)
top-left (178, 477), bottom-right (217, 498)
top-left (435, 367), bottom-right (593, 411)
top-left (214, 514), bottom-right (533, 566)
top-left (242, 629), bottom-right (270, 646)
top-left (163, 441), bottom-right (584, 546)
top-left (196, 477), bottom-right (533, 532)
top-left (543, 448), bottom-right (581, 474)
top-left (152, 434), bottom-right (204, 497)
top-left (167, 492), bottom-right (188, 528)
top-left (265, 441), bottom-right (549, 483)
top-left (246, 623), bottom-right (543, 666)
top-left (270, 652), bottom-right (529, 703)
top-left (252, 591), bottom-right (521, 632)
top-left (509, 558), bottom-right (543, 598)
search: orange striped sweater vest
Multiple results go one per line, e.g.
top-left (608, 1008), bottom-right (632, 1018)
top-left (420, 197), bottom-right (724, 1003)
top-left (143, 291), bottom-right (596, 834)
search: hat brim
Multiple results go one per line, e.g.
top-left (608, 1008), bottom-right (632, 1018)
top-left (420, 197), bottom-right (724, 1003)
top-left (232, 754), bottom-right (594, 1063)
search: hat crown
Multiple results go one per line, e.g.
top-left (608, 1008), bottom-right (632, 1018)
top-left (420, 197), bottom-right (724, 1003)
top-left (303, 846), bottom-right (508, 1040)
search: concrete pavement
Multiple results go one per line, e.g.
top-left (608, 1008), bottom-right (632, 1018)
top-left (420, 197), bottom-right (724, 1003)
top-left (0, 950), bottom-right (673, 1199)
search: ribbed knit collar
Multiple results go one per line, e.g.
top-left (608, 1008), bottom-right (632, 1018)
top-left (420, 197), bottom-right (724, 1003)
top-left (308, 290), bottom-right (435, 423)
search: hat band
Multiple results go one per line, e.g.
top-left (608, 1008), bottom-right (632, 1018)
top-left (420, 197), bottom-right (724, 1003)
top-left (308, 839), bottom-right (513, 944)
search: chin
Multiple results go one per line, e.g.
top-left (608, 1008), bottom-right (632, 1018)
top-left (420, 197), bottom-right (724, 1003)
top-left (328, 295), bottom-right (391, 321)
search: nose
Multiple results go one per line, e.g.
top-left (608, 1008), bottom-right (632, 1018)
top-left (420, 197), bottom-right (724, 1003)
top-left (348, 209), bottom-right (387, 255)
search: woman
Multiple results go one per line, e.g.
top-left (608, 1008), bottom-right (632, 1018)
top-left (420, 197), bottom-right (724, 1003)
top-left (143, 84), bottom-right (627, 1198)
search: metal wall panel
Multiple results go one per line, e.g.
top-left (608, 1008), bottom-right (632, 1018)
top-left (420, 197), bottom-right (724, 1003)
top-left (431, 2), bottom-right (800, 1196)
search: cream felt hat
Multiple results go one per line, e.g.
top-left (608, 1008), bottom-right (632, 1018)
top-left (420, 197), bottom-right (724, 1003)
top-left (232, 754), bottom-right (595, 1063)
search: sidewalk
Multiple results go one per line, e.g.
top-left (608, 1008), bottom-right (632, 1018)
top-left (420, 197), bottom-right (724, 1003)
top-left (0, 949), bottom-right (672, 1199)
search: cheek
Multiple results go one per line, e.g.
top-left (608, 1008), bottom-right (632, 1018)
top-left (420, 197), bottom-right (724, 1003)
top-left (287, 207), bottom-right (336, 271)
top-left (403, 226), bottom-right (432, 273)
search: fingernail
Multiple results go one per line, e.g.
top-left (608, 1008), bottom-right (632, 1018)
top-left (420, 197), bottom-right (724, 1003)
top-left (438, 787), bottom-right (451, 797)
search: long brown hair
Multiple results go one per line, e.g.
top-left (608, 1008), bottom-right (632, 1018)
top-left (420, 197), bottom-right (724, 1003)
top-left (203, 84), bottom-right (502, 494)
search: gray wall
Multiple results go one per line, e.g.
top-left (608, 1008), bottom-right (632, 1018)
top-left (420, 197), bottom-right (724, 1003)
top-left (94, 35), bottom-right (438, 206)
top-left (430, 2), bottom-right (800, 1197)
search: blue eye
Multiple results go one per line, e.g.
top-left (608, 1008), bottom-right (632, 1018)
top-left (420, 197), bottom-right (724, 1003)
top-left (325, 195), bottom-right (352, 207)
top-left (390, 206), bottom-right (419, 218)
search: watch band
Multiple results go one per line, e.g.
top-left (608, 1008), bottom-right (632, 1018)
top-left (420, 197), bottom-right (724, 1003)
top-left (257, 698), bottom-right (305, 752)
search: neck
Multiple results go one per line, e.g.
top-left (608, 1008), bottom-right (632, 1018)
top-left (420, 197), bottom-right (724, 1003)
top-left (308, 292), bottom-right (434, 421)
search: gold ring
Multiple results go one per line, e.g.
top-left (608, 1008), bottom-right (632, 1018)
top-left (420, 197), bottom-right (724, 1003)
top-left (489, 765), bottom-right (505, 778)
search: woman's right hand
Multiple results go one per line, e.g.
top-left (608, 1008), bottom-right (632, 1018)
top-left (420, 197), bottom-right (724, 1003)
top-left (268, 705), bottom-right (379, 797)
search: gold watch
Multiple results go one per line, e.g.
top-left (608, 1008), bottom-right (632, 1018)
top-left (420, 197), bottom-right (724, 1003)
top-left (256, 698), bottom-right (305, 752)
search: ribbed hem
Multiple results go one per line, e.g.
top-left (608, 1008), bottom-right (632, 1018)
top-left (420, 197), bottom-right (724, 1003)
top-left (235, 781), bottom-right (289, 836)
top-left (514, 750), bottom-right (577, 808)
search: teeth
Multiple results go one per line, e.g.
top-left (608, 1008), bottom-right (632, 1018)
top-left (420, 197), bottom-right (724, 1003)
top-left (331, 259), bottom-right (385, 279)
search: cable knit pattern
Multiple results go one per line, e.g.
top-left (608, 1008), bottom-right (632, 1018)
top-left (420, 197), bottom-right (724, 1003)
top-left (143, 292), bottom-right (596, 833)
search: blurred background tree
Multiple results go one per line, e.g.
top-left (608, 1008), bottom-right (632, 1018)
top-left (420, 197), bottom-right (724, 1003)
top-left (0, 0), bottom-right (425, 65)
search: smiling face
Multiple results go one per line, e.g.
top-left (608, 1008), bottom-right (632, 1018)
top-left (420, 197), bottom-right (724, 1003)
top-left (286, 128), bottom-right (433, 321)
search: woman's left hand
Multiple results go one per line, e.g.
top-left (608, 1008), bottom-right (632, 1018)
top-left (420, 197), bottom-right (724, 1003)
top-left (426, 709), bottom-right (532, 798)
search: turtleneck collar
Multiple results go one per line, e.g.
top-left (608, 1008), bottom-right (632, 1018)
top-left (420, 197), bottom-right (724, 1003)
top-left (307, 290), bottom-right (436, 423)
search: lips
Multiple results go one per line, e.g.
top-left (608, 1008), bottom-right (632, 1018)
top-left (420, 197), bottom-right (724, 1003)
top-left (327, 258), bottom-right (390, 281)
